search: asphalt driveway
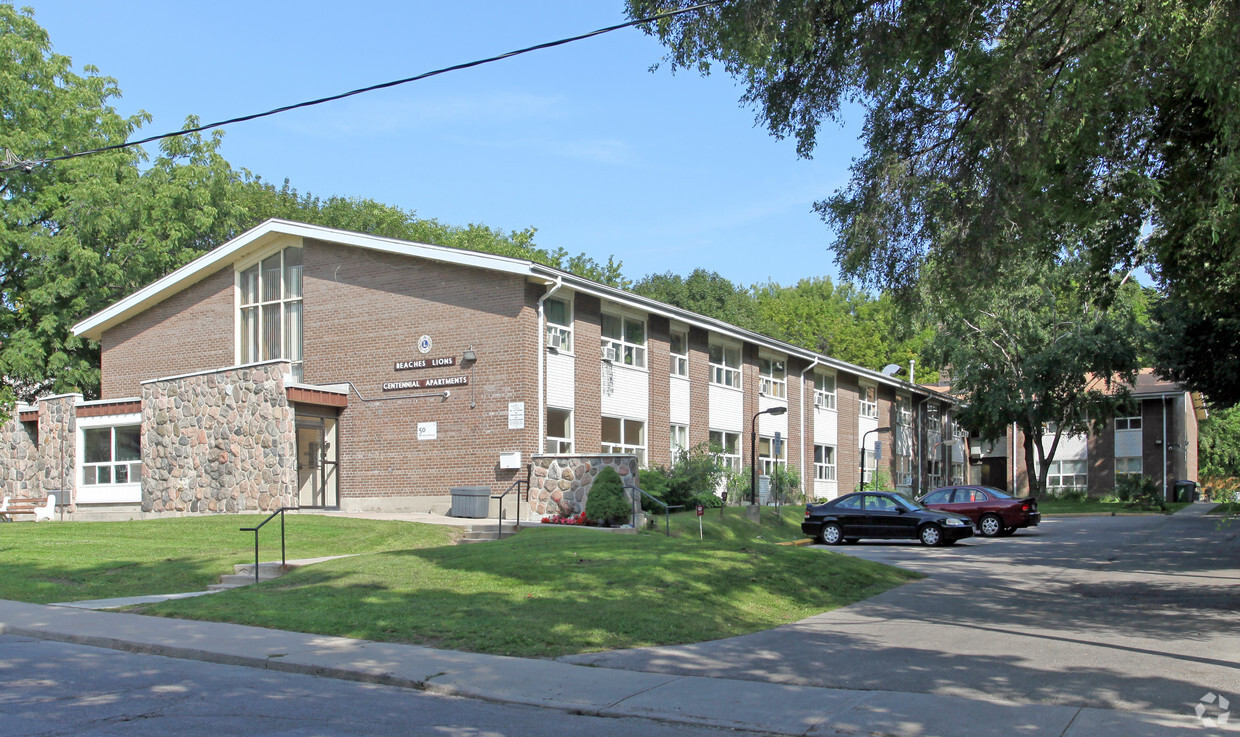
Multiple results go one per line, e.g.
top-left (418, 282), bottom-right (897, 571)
top-left (562, 505), bottom-right (1240, 717)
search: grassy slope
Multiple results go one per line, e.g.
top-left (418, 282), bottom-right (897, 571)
top-left (1038, 500), bottom-right (1192, 515)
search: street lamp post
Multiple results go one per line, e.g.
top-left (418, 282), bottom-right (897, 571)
top-left (751, 406), bottom-right (788, 505)
top-left (859, 426), bottom-right (892, 490)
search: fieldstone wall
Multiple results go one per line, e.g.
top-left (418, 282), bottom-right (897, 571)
top-left (528, 454), bottom-right (639, 518)
top-left (38, 395), bottom-right (79, 508)
top-left (0, 411), bottom-right (41, 500)
top-left (141, 362), bottom-right (296, 514)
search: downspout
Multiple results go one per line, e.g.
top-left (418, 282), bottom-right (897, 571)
top-left (537, 277), bottom-right (564, 459)
top-left (799, 358), bottom-right (822, 493)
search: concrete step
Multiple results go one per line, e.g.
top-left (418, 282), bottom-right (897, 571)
top-left (457, 521), bottom-right (522, 544)
top-left (233, 561), bottom-right (290, 580)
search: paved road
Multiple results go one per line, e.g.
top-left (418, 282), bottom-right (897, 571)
top-left (0, 633), bottom-right (778, 737)
top-left (563, 511), bottom-right (1240, 717)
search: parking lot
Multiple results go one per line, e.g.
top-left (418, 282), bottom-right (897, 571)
top-left (564, 508), bottom-right (1240, 716)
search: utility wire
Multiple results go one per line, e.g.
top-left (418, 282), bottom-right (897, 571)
top-left (1, 1), bottom-right (726, 174)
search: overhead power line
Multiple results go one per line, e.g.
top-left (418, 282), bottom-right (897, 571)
top-left (1, 1), bottom-right (726, 174)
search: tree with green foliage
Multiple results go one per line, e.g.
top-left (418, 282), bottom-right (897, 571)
top-left (1200, 406), bottom-right (1240, 479)
top-left (632, 268), bottom-right (757, 330)
top-left (585, 466), bottom-right (632, 526)
top-left (928, 259), bottom-right (1144, 496)
top-left (629, 0), bottom-right (1240, 406)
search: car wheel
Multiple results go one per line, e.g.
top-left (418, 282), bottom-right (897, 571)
top-left (998, 527), bottom-right (1017, 537)
top-left (819, 523), bottom-right (843, 545)
top-left (979, 514), bottom-right (1004, 537)
top-left (919, 524), bottom-right (943, 547)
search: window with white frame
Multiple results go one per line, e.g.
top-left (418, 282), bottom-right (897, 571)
top-left (545, 297), bottom-right (573, 352)
top-left (709, 343), bottom-right (741, 388)
top-left (814, 445), bottom-right (837, 481)
top-left (814, 372), bottom-right (836, 410)
top-left (545, 408), bottom-right (573, 454)
top-left (670, 330), bottom-right (689, 377)
top-left (602, 416), bottom-right (646, 465)
top-left (82, 425), bottom-right (141, 486)
top-left (951, 462), bottom-right (966, 484)
top-left (758, 436), bottom-right (787, 475)
top-left (895, 395), bottom-right (913, 487)
top-left (710, 430), bottom-right (741, 472)
top-left (759, 356), bottom-right (787, 398)
top-left (1115, 413), bottom-right (1142, 431)
top-left (601, 313), bottom-right (646, 368)
top-left (1115, 456), bottom-right (1142, 479)
top-left (859, 383), bottom-right (878, 419)
top-left (239, 245), bottom-right (303, 380)
top-left (670, 424), bottom-right (689, 458)
top-left (1047, 460), bottom-right (1088, 489)
top-left (862, 445), bottom-right (878, 485)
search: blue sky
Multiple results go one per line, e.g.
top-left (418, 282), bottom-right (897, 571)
top-left (28, 1), bottom-right (864, 288)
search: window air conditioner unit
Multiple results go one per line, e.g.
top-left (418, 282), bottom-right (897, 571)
top-left (547, 330), bottom-right (562, 350)
top-left (814, 396), bottom-right (824, 409)
top-left (603, 346), bottom-right (617, 362)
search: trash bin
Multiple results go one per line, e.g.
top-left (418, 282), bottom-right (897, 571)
top-left (450, 486), bottom-right (491, 518)
top-left (1174, 480), bottom-right (1198, 503)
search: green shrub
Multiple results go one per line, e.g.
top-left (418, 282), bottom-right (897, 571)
top-left (857, 469), bottom-right (894, 493)
top-left (585, 467), bottom-right (632, 526)
top-left (1114, 474), bottom-right (1166, 511)
top-left (638, 468), bottom-right (671, 514)
top-left (641, 443), bottom-right (726, 512)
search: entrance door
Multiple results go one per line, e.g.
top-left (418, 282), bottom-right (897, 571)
top-left (296, 418), bottom-right (338, 508)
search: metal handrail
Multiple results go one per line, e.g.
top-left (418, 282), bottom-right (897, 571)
top-left (239, 507), bottom-right (293, 583)
top-left (490, 477), bottom-right (527, 540)
top-left (627, 485), bottom-right (682, 537)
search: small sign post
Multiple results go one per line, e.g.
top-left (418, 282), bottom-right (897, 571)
top-left (696, 504), bottom-right (704, 539)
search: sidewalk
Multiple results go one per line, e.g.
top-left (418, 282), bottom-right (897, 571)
top-left (0, 598), bottom-right (1209, 736)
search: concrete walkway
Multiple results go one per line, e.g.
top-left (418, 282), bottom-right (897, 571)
top-left (2, 502), bottom-right (1229, 736)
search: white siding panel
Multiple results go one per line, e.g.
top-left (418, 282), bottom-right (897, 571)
top-left (757, 395), bottom-right (789, 436)
top-left (601, 363), bottom-right (648, 419)
top-left (814, 408), bottom-right (838, 445)
top-left (709, 385), bottom-right (744, 432)
top-left (1115, 429), bottom-right (1142, 457)
top-left (813, 480), bottom-right (839, 500)
top-left (547, 352), bottom-right (574, 408)
top-left (1046, 433), bottom-right (1089, 460)
top-left (859, 416), bottom-right (878, 450)
top-left (670, 378), bottom-right (691, 425)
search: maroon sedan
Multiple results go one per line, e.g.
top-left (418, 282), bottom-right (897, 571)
top-left (918, 485), bottom-right (1041, 537)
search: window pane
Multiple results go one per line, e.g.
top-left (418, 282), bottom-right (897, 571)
top-left (547, 408), bottom-right (570, 437)
top-left (261, 254), bottom-right (282, 302)
top-left (725, 346), bottom-right (739, 368)
top-left (115, 426), bottom-right (141, 462)
top-left (602, 416), bottom-right (622, 443)
top-left (546, 299), bottom-right (568, 326)
top-left (670, 332), bottom-right (686, 355)
top-left (241, 307), bottom-right (258, 364)
top-left (85, 428), bottom-right (112, 464)
top-left (97, 465), bottom-right (111, 485)
top-left (625, 319), bottom-right (645, 345)
top-left (283, 247), bottom-right (303, 298)
top-left (262, 304), bottom-right (282, 360)
top-left (624, 420), bottom-right (645, 446)
top-left (284, 301), bottom-right (303, 362)
top-left (115, 464), bottom-right (129, 484)
top-left (602, 314), bottom-right (622, 340)
top-left (240, 265), bottom-right (259, 305)
top-left (709, 344), bottom-right (722, 364)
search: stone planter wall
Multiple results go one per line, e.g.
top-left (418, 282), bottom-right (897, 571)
top-left (141, 362), bottom-right (296, 514)
top-left (527, 454), bottom-right (639, 519)
top-left (1, 410), bottom-right (42, 500)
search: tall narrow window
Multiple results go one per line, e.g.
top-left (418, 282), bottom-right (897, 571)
top-left (710, 430), bottom-right (741, 472)
top-left (758, 436), bottom-right (787, 475)
top-left (670, 330), bottom-right (689, 377)
top-left (545, 408), bottom-right (573, 453)
top-left (709, 343), bottom-right (741, 388)
top-left (859, 384), bottom-right (878, 419)
top-left (545, 297), bottom-right (573, 352)
top-left (814, 445), bottom-right (837, 481)
top-left (239, 246), bottom-right (304, 380)
top-left (670, 424), bottom-right (689, 457)
top-left (759, 357), bottom-right (787, 398)
top-left (814, 372), bottom-right (836, 410)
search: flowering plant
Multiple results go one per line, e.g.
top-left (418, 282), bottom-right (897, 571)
top-left (540, 511), bottom-right (592, 526)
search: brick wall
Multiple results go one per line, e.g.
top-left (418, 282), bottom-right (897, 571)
top-left (1089, 420), bottom-right (1115, 496)
top-left (101, 268), bottom-right (235, 399)
top-left (687, 327), bottom-right (711, 449)
top-left (575, 294), bottom-right (603, 454)
top-left (1142, 398), bottom-right (1167, 494)
top-left (647, 315), bottom-right (672, 469)
top-left (837, 373), bottom-right (859, 493)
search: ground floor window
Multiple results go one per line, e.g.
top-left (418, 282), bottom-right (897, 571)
top-left (670, 424), bottom-right (689, 458)
top-left (83, 425), bottom-right (141, 485)
top-left (710, 430), bottom-right (741, 472)
top-left (814, 445), bottom-right (837, 481)
top-left (1115, 456), bottom-right (1142, 479)
top-left (602, 416), bottom-right (646, 465)
top-left (950, 462), bottom-right (965, 485)
top-left (1048, 459), bottom-right (1088, 489)
top-left (545, 408), bottom-right (573, 454)
top-left (758, 436), bottom-right (787, 476)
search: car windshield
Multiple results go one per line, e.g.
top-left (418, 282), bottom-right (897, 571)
top-left (892, 494), bottom-right (926, 511)
top-left (982, 486), bottom-right (1014, 499)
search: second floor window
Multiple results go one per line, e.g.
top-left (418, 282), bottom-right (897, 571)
top-left (759, 357), bottom-right (787, 398)
top-left (602, 314), bottom-right (646, 368)
top-left (239, 246), bottom-right (303, 380)
top-left (814, 372), bottom-right (836, 410)
top-left (1115, 414), bottom-right (1142, 431)
top-left (545, 297), bottom-right (573, 352)
top-left (670, 330), bottom-right (689, 377)
top-left (709, 343), bottom-right (741, 388)
top-left (859, 384), bottom-right (878, 419)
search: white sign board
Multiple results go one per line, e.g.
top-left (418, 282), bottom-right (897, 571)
top-left (508, 402), bottom-right (525, 430)
top-left (417, 422), bottom-right (437, 441)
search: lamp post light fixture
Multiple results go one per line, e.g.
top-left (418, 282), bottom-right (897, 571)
top-left (859, 426), bottom-right (892, 490)
top-left (750, 406), bottom-right (789, 505)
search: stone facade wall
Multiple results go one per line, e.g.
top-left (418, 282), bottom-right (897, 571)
top-left (1, 413), bottom-right (41, 500)
top-left (528, 454), bottom-right (639, 518)
top-left (38, 395), bottom-right (79, 508)
top-left (141, 362), bottom-right (295, 514)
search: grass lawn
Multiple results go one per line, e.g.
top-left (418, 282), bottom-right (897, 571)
top-left (1208, 502), bottom-right (1240, 516)
top-left (146, 507), bottom-right (916, 658)
top-left (1038, 499), bottom-right (1192, 515)
top-left (0, 515), bottom-right (455, 603)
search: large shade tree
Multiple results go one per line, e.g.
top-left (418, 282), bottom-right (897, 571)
top-left (628, 0), bottom-right (1240, 405)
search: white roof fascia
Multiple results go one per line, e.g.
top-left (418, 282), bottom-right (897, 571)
top-left (528, 265), bottom-right (950, 401)
top-left (73, 219), bottom-right (536, 340)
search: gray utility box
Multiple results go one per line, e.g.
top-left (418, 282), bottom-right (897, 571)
top-left (449, 486), bottom-right (491, 518)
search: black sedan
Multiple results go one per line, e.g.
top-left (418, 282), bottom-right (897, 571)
top-left (802, 491), bottom-right (975, 547)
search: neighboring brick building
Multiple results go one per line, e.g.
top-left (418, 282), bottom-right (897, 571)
top-left (2, 220), bottom-right (962, 519)
top-left (966, 370), bottom-right (1202, 499)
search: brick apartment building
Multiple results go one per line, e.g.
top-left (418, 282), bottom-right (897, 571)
top-left (1, 220), bottom-right (965, 520)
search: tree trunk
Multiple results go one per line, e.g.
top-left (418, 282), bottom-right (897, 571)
top-left (1022, 430), bottom-right (1043, 498)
